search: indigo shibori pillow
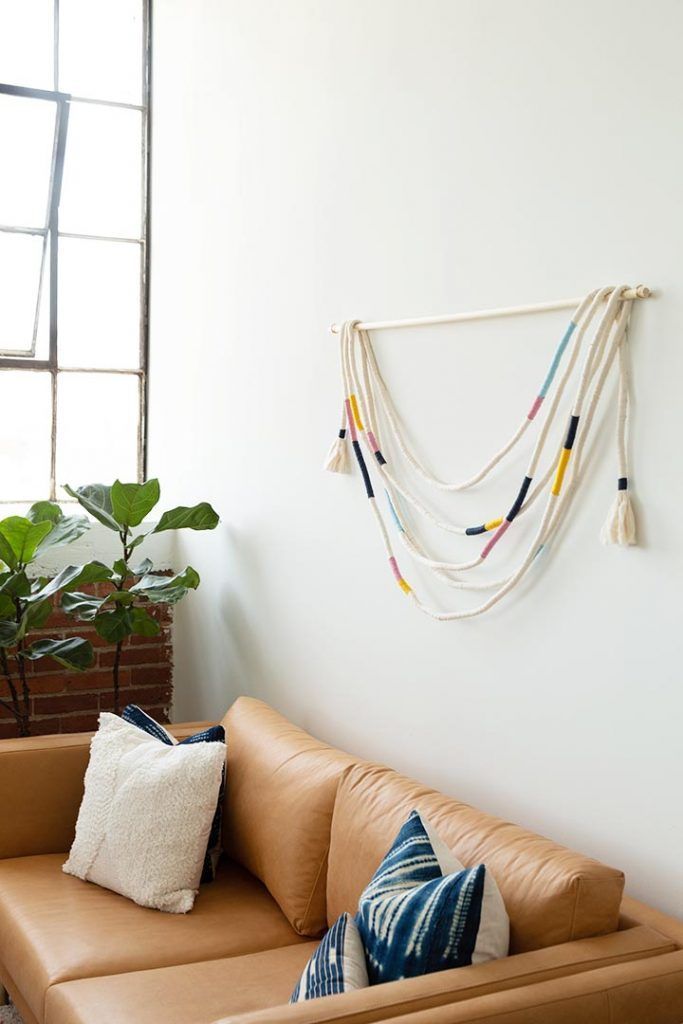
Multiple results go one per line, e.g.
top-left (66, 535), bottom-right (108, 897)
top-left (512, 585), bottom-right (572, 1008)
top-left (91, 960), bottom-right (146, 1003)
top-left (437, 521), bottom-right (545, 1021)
top-left (290, 913), bottom-right (368, 1002)
top-left (355, 810), bottom-right (509, 984)
top-left (122, 704), bottom-right (226, 883)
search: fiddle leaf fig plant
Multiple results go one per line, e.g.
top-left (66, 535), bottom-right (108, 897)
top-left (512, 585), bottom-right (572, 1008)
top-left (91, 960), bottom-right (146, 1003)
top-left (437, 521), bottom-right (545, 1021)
top-left (0, 503), bottom-right (101, 737)
top-left (64, 481), bottom-right (219, 715)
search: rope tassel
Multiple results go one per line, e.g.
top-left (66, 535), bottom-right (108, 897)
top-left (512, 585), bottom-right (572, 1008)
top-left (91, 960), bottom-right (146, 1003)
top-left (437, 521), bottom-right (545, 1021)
top-left (601, 481), bottom-right (637, 546)
top-left (323, 430), bottom-right (349, 473)
top-left (601, 340), bottom-right (637, 546)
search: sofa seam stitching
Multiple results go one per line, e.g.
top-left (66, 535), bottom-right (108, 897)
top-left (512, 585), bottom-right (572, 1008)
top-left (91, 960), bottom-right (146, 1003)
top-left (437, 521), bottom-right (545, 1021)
top-left (300, 842), bottom-right (331, 934)
top-left (569, 875), bottom-right (583, 940)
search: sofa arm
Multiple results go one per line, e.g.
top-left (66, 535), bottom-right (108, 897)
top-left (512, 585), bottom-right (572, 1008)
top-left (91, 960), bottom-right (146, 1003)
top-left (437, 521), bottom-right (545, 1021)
top-left (619, 895), bottom-right (683, 948)
top-left (214, 926), bottom-right (675, 1024)
top-left (343, 951), bottom-right (683, 1024)
top-left (0, 722), bottom-right (215, 860)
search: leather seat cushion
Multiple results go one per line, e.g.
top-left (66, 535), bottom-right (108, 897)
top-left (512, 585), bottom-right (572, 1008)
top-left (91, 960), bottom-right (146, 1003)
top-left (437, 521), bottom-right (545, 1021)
top-left (327, 763), bottom-right (625, 954)
top-left (0, 854), bottom-right (307, 1024)
top-left (45, 944), bottom-right (318, 1024)
top-left (222, 697), bottom-right (355, 936)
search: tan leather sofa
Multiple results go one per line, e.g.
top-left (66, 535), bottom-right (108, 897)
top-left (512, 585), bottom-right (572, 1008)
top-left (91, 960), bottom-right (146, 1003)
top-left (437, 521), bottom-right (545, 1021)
top-left (1, 696), bottom-right (682, 1024)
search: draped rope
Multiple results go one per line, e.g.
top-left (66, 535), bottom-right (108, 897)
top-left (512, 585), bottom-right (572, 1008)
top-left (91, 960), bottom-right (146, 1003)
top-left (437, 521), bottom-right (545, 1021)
top-left (326, 285), bottom-right (639, 619)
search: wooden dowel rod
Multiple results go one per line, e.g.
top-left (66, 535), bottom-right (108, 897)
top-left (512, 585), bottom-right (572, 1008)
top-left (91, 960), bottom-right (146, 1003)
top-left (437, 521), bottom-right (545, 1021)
top-left (330, 285), bottom-right (652, 334)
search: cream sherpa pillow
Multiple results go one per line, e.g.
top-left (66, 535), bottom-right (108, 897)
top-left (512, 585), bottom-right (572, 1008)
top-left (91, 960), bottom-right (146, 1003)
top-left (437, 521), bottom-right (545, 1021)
top-left (64, 712), bottom-right (226, 913)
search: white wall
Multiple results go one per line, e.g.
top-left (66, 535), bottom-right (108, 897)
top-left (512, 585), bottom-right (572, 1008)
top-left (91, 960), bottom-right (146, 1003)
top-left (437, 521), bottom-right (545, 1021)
top-left (149, 0), bottom-right (683, 917)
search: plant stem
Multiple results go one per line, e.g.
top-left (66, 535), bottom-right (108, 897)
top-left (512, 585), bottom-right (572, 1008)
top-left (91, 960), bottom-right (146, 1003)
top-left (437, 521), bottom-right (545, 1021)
top-left (11, 596), bottom-right (31, 736)
top-left (0, 695), bottom-right (28, 736)
top-left (113, 639), bottom-right (122, 715)
top-left (0, 649), bottom-right (28, 735)
top-left (15, 647), bottom-right (31, 736)
top-left (0, 648), bottom-right (20, 714)
top-left (111, 527), bottom-right (130, 716)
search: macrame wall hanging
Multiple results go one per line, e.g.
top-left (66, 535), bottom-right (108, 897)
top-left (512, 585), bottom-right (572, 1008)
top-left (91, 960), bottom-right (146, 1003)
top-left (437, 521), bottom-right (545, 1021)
top-left (325, 284), bottom-right (653, 620)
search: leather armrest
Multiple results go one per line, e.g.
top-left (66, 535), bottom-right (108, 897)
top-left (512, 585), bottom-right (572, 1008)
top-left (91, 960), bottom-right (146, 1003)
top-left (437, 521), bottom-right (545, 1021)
top-left (0, 721), bottom-right (215, 860)
top-left (619, 894), bottom-right (683, 948)
top-left (345, 951), bottom-right (683, 1024)
top-left (214, 926), bottom-right (675, 1024)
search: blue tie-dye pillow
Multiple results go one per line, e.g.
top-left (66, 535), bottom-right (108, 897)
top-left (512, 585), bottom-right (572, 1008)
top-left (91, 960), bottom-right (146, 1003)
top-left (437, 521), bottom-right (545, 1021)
top-left (121, 704), bottom-right (225, 883)
top-left (355, 810), bottom-right (491, 984)
top-left (290, 913), bottom-right (368, 1002)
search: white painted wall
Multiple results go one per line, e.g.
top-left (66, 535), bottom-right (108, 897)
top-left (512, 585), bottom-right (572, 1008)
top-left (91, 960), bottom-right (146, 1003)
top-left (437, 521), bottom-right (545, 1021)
top-left (149, 0), bottom-right (683, 917)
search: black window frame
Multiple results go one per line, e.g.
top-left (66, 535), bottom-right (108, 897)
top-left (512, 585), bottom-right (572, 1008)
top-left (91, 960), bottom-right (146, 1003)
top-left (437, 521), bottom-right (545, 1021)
top-left (0, 0), bottom-right (152, 503)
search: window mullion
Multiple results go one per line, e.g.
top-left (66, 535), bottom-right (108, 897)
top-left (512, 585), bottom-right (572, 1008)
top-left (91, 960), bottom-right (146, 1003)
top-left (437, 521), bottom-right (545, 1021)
top-left (0, 0), bottom-right (151, 501)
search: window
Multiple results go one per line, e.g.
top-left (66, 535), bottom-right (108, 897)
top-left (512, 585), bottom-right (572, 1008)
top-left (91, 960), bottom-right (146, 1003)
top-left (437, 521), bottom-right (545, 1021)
top-left (0, 0), bottom-right (151, 503)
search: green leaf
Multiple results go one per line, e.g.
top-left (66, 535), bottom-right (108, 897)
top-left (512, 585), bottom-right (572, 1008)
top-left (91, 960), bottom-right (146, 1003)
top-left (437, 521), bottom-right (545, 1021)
top-left (64, 484), bottom-right (119, 531)
top-left (129, 566), bottom-right (200, 604)
top-left (130, 607), bottom-right (161, 637)
top-left (111, 479), bottom-right (161, 528)
top-left (24, 561), bottom-right (112, 604)
top-left (0, 595), bottom-right (14, 620)
top-left (61, 591), bottom-right (107, 622)
top-left (25, 598), bottom-right (53, 631)
top-left (94, 607), bottom-right (133, 643)
top-left (0, 517), bottom-right (53, 567)
top-left (131, 557), bottom-right (153, 577)
top-left (104, 590), bottom-right (135, 606)
top-left (112, 558), bottom-right (130, 586)
top-left (35, 515), bottom-right (90, 556)
top-left (0, 620), bottom-right (20, 647)
top-left (153, 503), bottom-right (219, 534)
top-left (127, 533), bottom-right (148, 552)
top-left (0, 571), bottom-right (30, 599)
top-left (28, 501), bottom-right (62, 524)
top-left (0, 533), bottom-right (17, 570)
top-left (22, 637), bottom-right (94, 671)
top-left (26, 502), bottom-right (91, 557)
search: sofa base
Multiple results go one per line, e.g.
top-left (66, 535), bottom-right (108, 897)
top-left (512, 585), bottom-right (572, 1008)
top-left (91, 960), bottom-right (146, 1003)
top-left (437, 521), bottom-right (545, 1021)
top-left (0, 966), bottom-right (39, 1024)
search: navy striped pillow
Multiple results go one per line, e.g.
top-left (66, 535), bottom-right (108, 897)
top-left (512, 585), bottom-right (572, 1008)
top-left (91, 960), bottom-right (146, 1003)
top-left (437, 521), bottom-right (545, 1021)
top-left (355, 810), bottom-right (486, 983)
top-left (290, 913), bottom-right (368, 1002)
top-left (121, 705), bottom-right (225, 883)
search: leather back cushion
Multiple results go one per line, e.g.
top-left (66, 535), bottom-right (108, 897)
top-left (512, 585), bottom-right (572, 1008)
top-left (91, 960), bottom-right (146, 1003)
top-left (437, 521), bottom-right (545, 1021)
top-left (327, 763), bottom-right (625, 953)
top-left (222, 697), bottom-right (355, 937)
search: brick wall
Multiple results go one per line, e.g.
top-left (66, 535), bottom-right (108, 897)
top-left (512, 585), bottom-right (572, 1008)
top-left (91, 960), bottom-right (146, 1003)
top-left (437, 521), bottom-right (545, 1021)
top-left (0, 580), bottom-right (173, 739)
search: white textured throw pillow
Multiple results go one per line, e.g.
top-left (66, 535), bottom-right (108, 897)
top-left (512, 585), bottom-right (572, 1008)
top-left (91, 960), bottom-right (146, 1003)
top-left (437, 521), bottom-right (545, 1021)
top-left (64, 713), bottom-right (226, 913)
top-left (423, 817), bottom-right (510, 964)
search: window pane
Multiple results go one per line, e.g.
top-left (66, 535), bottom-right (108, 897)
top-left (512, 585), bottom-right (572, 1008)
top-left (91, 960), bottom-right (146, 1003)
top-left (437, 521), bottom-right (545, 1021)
top-left (59, 103), bottom-right (142, 238)
top-left (56, 372), bottom-right (139, 496)
top-left (58, 238), bottom-right (141, 369)
top-left (0, 233), bottom-right (47, 355)
top-left (0, 0), bottom-right (54, 91)
top-left (0, 93), bottom-right (57, 228)
top-left (0, 371), bottom-right (52, 500)
top-left (59, 0), bottom-right (143, 105)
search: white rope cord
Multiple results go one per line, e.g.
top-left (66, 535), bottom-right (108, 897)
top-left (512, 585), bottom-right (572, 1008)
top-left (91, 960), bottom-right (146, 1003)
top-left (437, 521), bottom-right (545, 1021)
top-left (600, 326), bottom-right (637, 545)
top-left (352, 287), bottom-right (614, 539)
top-left (348, 293), bottom-right (625, 587)
top-left (328, 285), bottom-right (637, 618)
top-left (396, 311), bottom-right (627, 592)
top-left (345, 287), bottom-right (618, 575)
top-left (402, 302), bottom-right (633, 619)
top-left (358, 289), bottom-right (607, 492)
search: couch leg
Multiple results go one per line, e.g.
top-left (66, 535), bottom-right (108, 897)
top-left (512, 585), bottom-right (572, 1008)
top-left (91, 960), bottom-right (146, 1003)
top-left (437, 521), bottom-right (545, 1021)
top-left (0, 983), bottom-right (7, 1006)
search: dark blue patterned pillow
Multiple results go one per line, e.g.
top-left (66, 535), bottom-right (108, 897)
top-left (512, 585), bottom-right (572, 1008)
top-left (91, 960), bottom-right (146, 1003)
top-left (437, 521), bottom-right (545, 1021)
top-left (355, 810), bottom-right (486, 983)
top-left (122, 704), bottom-right (225, 883)
top-left (290, 913), bottom-right (368, 1001)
